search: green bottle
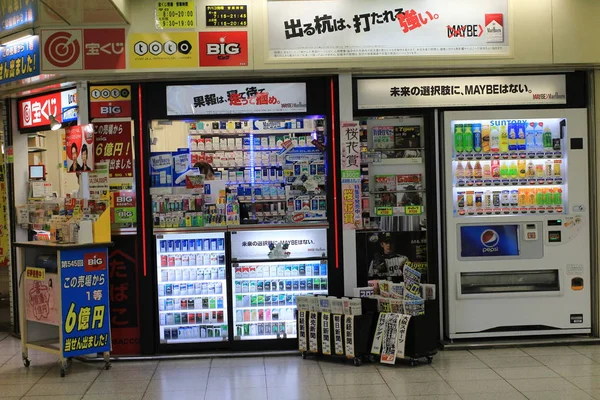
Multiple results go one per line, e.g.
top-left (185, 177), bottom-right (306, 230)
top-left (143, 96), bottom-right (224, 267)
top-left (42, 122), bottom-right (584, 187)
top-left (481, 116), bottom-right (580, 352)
top-left (463, 125), bottom-right (473, 152)
top-left (508, 162), bottom-right (518, 179)
top-left (454, 124), bottom-right (464, 153)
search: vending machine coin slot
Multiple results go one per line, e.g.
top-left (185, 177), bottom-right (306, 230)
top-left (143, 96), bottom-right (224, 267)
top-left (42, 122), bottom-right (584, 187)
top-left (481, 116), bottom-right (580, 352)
top-left (548, 231), bottom-right (562, 243)
top-left (571, 277), bottom-right (584, 291)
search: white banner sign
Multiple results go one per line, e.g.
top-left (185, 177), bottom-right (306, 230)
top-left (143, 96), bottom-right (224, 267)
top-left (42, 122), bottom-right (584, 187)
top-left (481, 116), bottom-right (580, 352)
top-left (357, 75), bottom-right (567, 109)
top-left (166, 83), bottom-right (307, 116)
top-left (230, 228), bottom-right (327, 260)
top-left (267, 0), bottom-right (509, 59)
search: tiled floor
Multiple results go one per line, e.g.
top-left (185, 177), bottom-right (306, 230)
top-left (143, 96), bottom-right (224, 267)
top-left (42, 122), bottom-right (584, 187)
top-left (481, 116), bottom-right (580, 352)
top-left (2, 333), bottom-right (600, 400)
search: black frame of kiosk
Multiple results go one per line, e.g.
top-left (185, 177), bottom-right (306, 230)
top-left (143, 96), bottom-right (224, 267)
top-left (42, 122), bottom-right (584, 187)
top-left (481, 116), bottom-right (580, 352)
top-left (138, 76), bottom-right (344, 353)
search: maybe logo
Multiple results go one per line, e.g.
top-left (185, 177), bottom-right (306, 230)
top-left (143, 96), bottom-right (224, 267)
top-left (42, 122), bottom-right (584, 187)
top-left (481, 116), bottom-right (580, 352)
top-left (199, 31), bottom-right (248, 67)
top-left (481, 229), bottom-right (499, 252)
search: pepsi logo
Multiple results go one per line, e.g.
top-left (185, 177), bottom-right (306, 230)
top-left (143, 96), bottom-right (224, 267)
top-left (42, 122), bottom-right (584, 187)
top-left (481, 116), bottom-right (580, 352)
top-left (481, 229), bottom-right (500, 248)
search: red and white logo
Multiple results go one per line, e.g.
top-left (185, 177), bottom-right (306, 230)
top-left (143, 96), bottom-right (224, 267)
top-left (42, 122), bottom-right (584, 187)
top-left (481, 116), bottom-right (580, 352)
top-left (199, 31), bottom-right (248, 67)
top-left (84, 251), bottom-right (107, 272)
top-left (42, 29), bottom-right (83, 71)
top-left (83, 29), bottom-right (126, 70)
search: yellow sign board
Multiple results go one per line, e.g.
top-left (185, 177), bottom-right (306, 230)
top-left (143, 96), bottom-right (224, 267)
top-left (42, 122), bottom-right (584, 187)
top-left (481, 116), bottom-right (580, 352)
top-left (25, 267), bottom-right (46, 281)
top-left (155, 1), bottom-right (196, 29)
top-left (90, 85), bottom-right (132, 102)
top-left (129, 32), bottom-right (198, 69)
top-left (375, 207), bottom-right (393, 216)
top-left (405, 205), bottom-right (423, 215)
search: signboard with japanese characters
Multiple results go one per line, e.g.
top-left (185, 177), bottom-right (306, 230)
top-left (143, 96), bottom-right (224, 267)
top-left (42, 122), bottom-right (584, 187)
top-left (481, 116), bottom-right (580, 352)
top-left (155, 1), bottom-right (196, 29)
top-left (0, 0), bottom-right (36, 33)
top-left (267, 0), bottom-right (509, 59)
top-left (111, 191), bottom-right (137, 224)
top-left (93, 122), bottom-right (134, 178)
top-left (206, 5), bottom-right (248, 27)
top-left (356, 75), bottom-right (568, 109)
top-left (65, 124), bottom-right (95, 173)
top-left (60, 248), bottom-right (111, 357)
top-left (166, 83), bottom-right (307, 116)
top-left (25, 269), bottom-right (60, 326)
top-left (230, 228), bottom-right (327, 261)
top-left (88, 163), bottom-right (109, 200)
top-left (341, 121), bottom-right (362, 230)
top-left (40, 28), bottom-right (126, 72)
top-left (18, 88), bottom-right (78, 130)
top-left (129, 32), bottom-right (198, 69)
top-left (90, 85), bottom-right (132, 119)
top-left (0, 36), bottom-right (40, 85)
top-left (108, 237), bottom-right (141, 355)
top-left (198, 31), bottom-right (248, 67)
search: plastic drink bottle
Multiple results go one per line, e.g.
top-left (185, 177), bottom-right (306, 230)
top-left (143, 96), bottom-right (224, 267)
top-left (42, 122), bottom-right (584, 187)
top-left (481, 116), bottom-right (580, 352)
top-left (499, 125), bottom-right (509, 152)
top-left (455, 162), bottom-right (464, 179)
top-left (463, 125), bottom-right (473, 152)
top-left (553, 188), bottom-right (562, 205)
top-left (553, 160), bottom-right (562, 177)
top-left (535, 122), bottom-right (544, 152)
top-left (509, 161), bottom-right (518, 178)
top-left (482, 162), bottom-right (491, 179)
top-left (536, 163), bottom-right (544, 178)
top-left (545, 188), bottom-right (553, 205)
top-left (526, 123), bottom-right (536, 151)
top-left (481, 125), bottom-right (491, 152)
top-left (454, 124), bottom-right (464, 153)
top-left (491, 160), bottom-right (501, 178)
top-left (536, 188), bottom-right (544, 206)
top-left (499, 161), bottom-right (508, 178)
top-left (517, 127), bottom-right (526, 151)
top-left (527, 189), bottom-right (536, 206)
top-left (518, 189), bottom-right (527, 206)
top-left (545, 160), bottom-right (553, 177)
top-left (517, 160), bottom-right (527, 178)
top-left (508, 128), bottom-right (517, 151)
top-left (527, 161), bottom-right (535, 177)
top-left (473, 124), bottom-right (482, 152)
top-left (473, 161), bottom-right (482, 179)
top-left (465, 161), bottom-right (473, 178)
top-left (543, 127), bottom-right (553, 150)
top-left (490, 126), bottom-right (500, 152)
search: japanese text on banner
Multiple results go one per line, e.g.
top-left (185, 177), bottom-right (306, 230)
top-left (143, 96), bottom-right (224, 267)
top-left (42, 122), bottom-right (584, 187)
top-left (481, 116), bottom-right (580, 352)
top-left (340, 121), bottom-right (362, 230)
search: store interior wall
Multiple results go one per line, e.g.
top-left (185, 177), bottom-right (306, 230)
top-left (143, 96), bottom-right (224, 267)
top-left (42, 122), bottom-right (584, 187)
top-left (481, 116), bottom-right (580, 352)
top-left (150, 121), bottom-right (188, 152)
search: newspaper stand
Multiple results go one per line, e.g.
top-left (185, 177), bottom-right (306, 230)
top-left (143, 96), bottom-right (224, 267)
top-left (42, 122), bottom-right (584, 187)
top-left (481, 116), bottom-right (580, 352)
top-left (297, 297), bottom-right (378, 366)
top-left (16, 241), bottom-right (113, 377)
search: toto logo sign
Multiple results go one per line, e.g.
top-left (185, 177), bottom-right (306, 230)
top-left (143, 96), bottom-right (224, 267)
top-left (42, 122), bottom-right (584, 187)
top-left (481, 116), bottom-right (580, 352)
top-left (133, 40), bottom-right (192, 56)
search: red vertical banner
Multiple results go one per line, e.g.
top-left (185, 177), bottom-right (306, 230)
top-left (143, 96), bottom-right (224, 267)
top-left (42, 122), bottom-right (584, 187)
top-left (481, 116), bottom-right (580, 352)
top-left (93, 122), bottom-right (133, 178)
top-left (109, 236), bottom-right (141, 355)
top-left (65, 124), bottom-right (94, 173)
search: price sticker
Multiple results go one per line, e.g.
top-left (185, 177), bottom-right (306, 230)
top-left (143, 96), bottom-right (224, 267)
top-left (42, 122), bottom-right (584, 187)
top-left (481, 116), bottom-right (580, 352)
top-left (405, 206), bottom-right (422, 215)
top-left (375, 207), bottom-right (393, 216)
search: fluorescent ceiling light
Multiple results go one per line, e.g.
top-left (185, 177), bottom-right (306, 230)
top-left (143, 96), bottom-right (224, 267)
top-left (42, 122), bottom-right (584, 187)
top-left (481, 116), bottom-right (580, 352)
top-left (0, 29), bottom-right (34, 46)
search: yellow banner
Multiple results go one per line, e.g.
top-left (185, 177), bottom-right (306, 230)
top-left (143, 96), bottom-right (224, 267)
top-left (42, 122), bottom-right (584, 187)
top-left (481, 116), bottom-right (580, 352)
top-left (90, 85), bottom-right (132, 102)
top-left (405, 205), bottom-right (423, 215)
top-left (129, 32), bottom-right (198, 69)
top-left (25, 267), bottom-right (45, 281)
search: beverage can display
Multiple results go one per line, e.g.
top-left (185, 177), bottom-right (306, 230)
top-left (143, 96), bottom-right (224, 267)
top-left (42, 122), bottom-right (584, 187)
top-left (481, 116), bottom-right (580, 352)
top-left (457, 191), bottom-right (465, 208)
top-left (474, 191), bottom-right (483, 208)
top-left (484, 191), bottom-right (492, 208)
top-left (510, 189), bottom-right (519, 206)
top-left (545, 160), bottom-right (553, 177)
top-left (466, 191), bottom-right (474, 208)
top-left (501, 190), bottom-right (510, 207)
top-left (493, 191), bottom-right (501, 207)
top-left (553, 160), bottom-right (562, 177)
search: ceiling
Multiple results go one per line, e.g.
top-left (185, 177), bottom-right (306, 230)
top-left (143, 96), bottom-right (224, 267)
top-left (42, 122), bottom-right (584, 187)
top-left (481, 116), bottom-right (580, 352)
top-left (39, 0), bottom-right (129, 25)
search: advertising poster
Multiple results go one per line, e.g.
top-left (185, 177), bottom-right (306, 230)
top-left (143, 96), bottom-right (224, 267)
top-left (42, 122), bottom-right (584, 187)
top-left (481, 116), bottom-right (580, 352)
top-left (0, 36), bottom-right (40, 85)
top-left (267, 0), bottom-right (509, 58)
top-left (111, 191), bottom-right (136, 224)
top-left (90, 86), bottom-right (132, 118)
top-left (18, 88), bottom-right (78, 130)
top-left (129, 32), bottom-right (198, 69)
top-left (25, 269), bottom-right (60, 326)
top-left (88, 163), bottom-right (109, 200)
top-left (93, 122), bottom-right (133, 178)
top-left (340, 121), bottom-right (362, 230)
top-left (166, 83), bottom-right (307, 116)
top-left (60, 248), bottom-right (111, 357)
top-left (108, 237), bottom-right (141, 355)
top-left (198, 31), bottom-right (249, 67)
top-left (356, 231), bottom-right (427, 281)
top-left (0, 162), bottom-right (9, 267)
top-left (65, 124), bottom-right (94, 173)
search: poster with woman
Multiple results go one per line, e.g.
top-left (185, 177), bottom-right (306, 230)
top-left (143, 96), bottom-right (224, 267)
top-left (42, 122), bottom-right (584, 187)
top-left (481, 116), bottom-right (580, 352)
top-left (65, 124), bottom-right (95, 173)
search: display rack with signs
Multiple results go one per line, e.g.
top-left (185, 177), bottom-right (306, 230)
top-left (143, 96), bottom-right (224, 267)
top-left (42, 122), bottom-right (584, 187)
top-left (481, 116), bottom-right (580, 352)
top-left (296, 296), bottom-right (378, 366)
top-left (15, 242), bottom-right (113, 377)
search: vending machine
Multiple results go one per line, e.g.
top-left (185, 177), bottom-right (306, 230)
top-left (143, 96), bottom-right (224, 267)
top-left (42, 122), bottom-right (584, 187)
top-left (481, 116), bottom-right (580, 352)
top-left (443, 109), bottom-right (591, 339)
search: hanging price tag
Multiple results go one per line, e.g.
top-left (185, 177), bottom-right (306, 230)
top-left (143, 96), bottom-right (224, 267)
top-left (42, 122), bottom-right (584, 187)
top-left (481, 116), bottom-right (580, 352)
top-left (405, 205), bottom-right (422, 215)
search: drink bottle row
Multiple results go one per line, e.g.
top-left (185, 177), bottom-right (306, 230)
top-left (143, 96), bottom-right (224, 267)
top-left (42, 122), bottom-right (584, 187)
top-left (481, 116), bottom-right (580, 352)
top-left (455, 159), bottom-right (563, 186)
top-left (456, 187), bottom-right (564, 216)
top-left (454, 122), bottom-right (560, 154)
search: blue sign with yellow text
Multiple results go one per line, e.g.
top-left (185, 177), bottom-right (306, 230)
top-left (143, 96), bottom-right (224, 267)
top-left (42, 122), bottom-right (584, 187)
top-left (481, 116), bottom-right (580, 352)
top-left (0, 0), bottom-right (36, 32)
top-left (0, 35), bottom-right (39, 85)
top-left (60, 248), bottom-right (111, 357)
